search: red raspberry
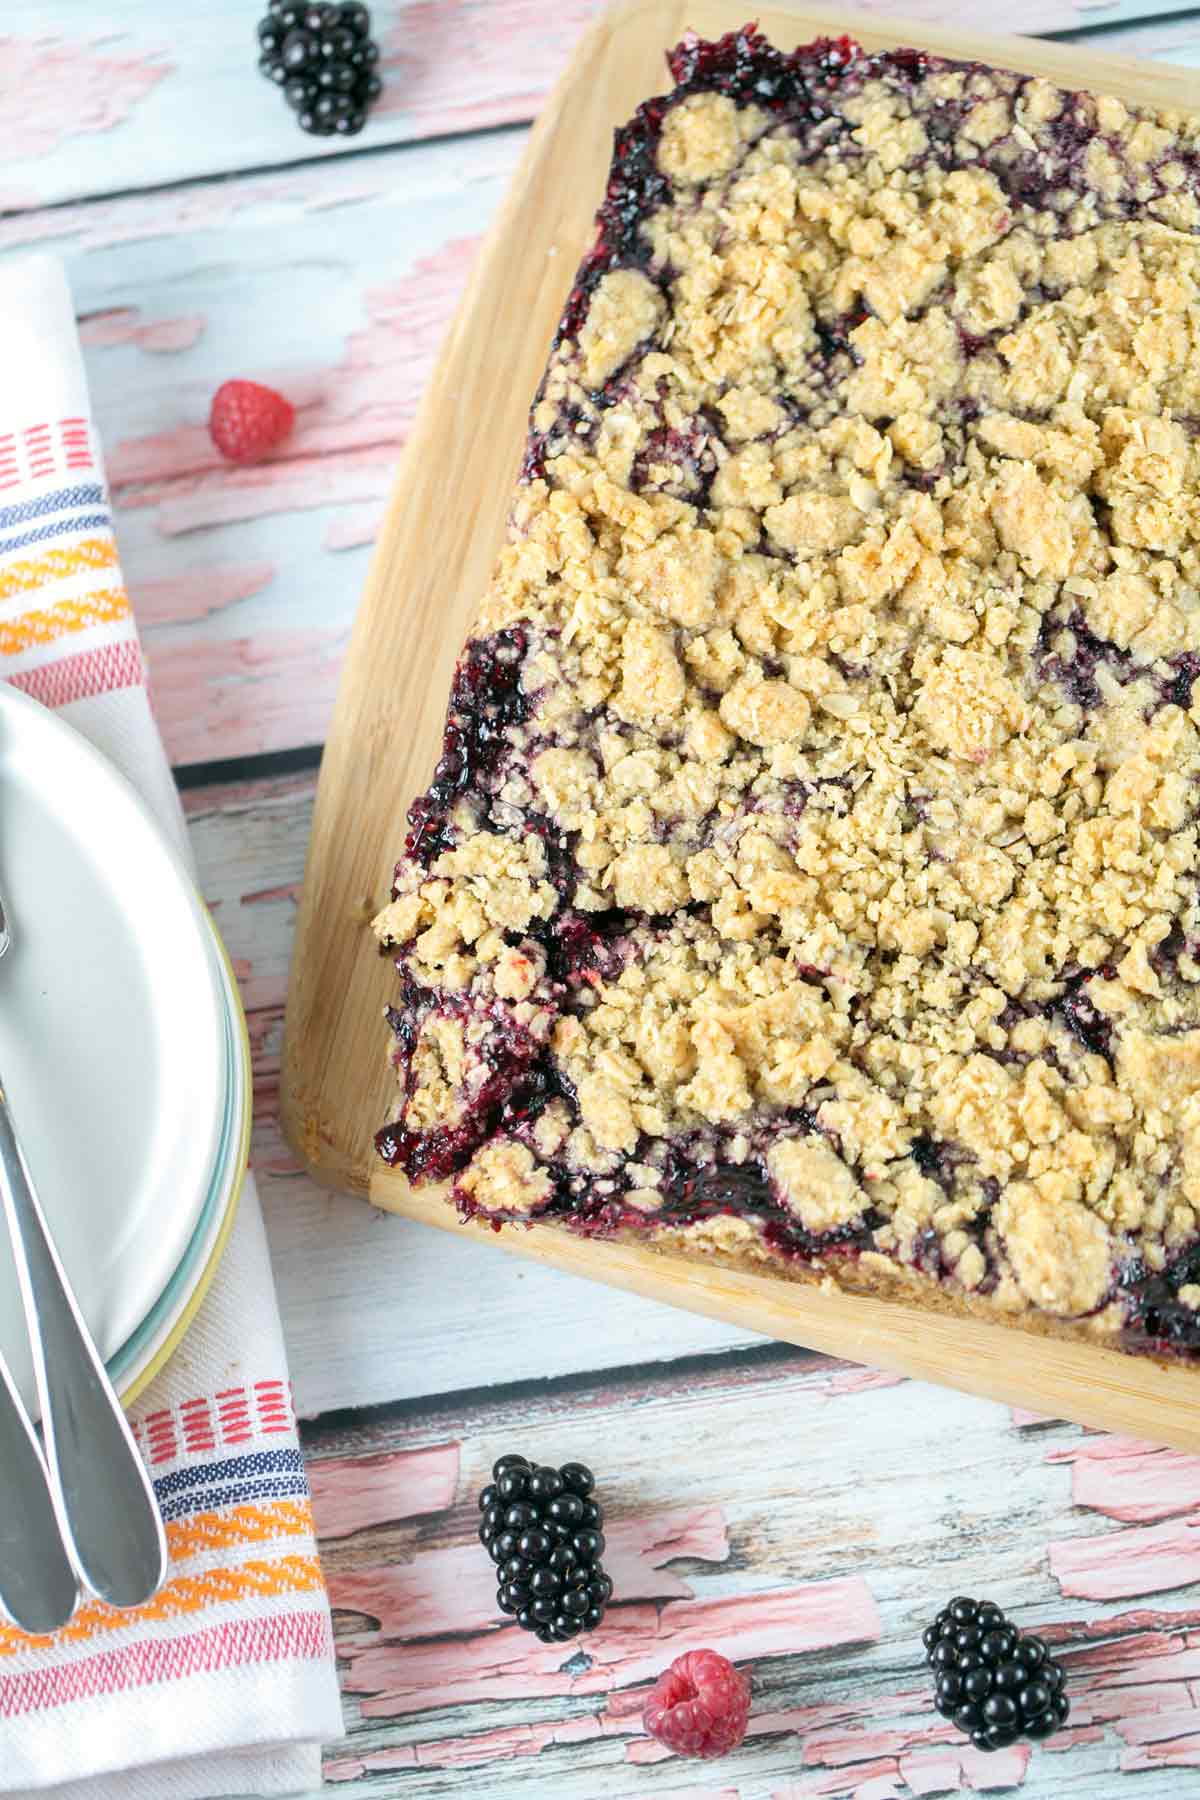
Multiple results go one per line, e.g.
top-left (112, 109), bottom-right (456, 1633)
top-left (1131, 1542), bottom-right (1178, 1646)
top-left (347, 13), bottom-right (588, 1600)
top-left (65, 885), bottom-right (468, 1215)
top-left (643, 1649), bottom-right (751, 1760)
top-left (208, 379), bottom-right (295, 464)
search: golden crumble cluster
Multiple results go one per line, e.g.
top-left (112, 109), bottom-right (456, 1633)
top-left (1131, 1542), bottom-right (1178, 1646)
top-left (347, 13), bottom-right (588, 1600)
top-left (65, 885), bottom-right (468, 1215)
top-left (375, 27), bottom-right (1200, 1358)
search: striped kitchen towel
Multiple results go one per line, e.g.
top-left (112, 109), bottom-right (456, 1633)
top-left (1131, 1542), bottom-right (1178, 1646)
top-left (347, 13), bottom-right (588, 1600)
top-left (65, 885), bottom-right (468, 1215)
top-left (0, 255), bottom-right (342, 1797)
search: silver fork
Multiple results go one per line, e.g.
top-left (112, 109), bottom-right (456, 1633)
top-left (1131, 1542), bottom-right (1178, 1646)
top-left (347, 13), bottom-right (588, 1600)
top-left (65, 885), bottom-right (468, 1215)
top-left (0, 883), bottom-right (168, 1609)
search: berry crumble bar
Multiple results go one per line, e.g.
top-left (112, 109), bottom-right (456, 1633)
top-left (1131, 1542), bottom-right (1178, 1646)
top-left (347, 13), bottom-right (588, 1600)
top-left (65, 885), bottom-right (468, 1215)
top-left (374, 26), bottom-right (1200, 1360)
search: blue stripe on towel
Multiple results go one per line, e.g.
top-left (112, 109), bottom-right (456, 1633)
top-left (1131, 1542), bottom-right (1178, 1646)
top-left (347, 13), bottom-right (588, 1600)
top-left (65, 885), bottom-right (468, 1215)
top-left (0, 512), bottom-right (112, 558)
top-left (0, 484), bottom-right (106, 531)
top-left (153, 1449), bottom-right (309, 1519)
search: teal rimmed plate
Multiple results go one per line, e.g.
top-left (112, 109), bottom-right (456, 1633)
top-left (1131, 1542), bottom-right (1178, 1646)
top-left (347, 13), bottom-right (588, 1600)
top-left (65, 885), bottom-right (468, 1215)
top-left (109, 913), bottom-right (251, 1406)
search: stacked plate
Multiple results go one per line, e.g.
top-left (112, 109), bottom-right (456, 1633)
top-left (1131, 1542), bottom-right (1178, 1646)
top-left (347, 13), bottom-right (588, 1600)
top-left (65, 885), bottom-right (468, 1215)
top-left (0, 684), bottom-right (250, 1414)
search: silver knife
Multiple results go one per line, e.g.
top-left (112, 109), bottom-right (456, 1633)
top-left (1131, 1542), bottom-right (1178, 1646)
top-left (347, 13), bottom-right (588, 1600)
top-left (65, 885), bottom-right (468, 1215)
top-left (0, 1350), bottom-right (77, 1633)
top-left (0, 884), bottom-right (167, 1608)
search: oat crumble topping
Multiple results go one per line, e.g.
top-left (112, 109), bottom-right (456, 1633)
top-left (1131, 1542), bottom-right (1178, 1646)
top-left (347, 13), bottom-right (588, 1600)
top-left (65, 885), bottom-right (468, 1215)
top-left (374, 27), bottom-right (1200, 1358)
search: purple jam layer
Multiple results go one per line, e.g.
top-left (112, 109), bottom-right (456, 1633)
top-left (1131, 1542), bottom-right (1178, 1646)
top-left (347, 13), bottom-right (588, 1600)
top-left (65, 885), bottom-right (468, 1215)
top-left (404, 627), bottom-right (530, 867)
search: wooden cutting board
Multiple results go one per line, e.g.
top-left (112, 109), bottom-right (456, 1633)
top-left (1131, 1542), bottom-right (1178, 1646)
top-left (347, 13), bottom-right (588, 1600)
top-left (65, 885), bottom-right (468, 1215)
top-left (281, 0), bottom-right (1200, 1449)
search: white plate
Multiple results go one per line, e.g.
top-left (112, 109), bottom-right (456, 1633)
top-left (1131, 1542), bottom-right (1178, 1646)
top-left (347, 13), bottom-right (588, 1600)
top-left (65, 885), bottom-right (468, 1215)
top-left (108, 915), bottom-right (251, 1406)
top-left (0, 685), bottom-right (227, 1414)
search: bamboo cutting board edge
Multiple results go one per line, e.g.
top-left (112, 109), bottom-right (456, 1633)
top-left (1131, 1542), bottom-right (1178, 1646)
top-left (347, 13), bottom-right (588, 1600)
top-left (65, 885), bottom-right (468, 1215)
top-left (371, 1181), bottom-right (1200, 1449)
top-left (282, 0), bottom-right (1200, 1445)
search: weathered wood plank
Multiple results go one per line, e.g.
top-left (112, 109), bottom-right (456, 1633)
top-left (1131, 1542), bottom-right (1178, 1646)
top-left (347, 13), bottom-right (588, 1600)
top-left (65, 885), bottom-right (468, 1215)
top-left (1077, 16), bottom-right (1200, 64)
top-left (2, 0), bottom-right (1193, 212)
top-left (299, 1356), bottom-right (1200, 1797)
top-left (184, 769), bottom-right (765, 1417)
top-left (0, 132), bottom-right (523, 764)
top-left (0, 1), bottom-right (604, 211)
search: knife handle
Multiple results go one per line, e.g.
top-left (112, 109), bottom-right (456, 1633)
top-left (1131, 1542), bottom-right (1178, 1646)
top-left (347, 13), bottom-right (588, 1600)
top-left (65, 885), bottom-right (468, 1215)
top-left (0, 1075), bottom-right (167, 1609)
top-left (0, 1352), bottom-right (78, 1633)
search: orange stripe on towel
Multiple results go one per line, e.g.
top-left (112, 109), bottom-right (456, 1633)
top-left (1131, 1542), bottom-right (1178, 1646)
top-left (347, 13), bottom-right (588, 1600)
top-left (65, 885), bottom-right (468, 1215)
top-left (166, 1500), bottom-right (317, 1561)
top-left (0, 1502), bottom-right (325, 1655)
top-left (0, 1552), bottom-right (327, 1656)
top-left (0, 537), bottom-right (119, 598)
top-left (0, 586), bottom-right (132, 656)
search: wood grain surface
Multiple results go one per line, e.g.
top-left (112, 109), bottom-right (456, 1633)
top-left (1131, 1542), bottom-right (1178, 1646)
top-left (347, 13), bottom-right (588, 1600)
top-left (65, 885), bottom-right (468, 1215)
top-left (281, 0), bottom-right (1200, 1449)
top-left (0, 133), bottom-right (523, 764)
top-left (5, 0), bottom-right (1200, 1791)
top-left (304, 1352), bottom-right (1200, 1797)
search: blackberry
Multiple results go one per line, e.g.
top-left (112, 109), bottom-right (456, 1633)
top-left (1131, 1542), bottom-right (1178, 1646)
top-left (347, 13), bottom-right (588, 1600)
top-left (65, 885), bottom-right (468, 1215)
top-left (924, 1598), bottom-right (1069, 1753)
top-left (477, 1454), bottom-right (613, 1641)
top-left (255, 1), bottom-right (383, 135)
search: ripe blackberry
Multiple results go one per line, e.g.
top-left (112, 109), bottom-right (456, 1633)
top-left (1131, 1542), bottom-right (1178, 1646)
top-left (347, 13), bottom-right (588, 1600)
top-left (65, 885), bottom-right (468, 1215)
top-left (924, 1598), bottom-right (1070, 1753)
top-left (478, 1454), bottom-right (613, 1642)
top-left (255, 1), bottom-right (383, 135)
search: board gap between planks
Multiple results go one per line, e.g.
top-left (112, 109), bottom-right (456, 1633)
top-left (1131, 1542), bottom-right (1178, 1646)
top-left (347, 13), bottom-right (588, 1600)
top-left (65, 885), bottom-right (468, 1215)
top-left (6, 5), bottom-right (1200, 1794)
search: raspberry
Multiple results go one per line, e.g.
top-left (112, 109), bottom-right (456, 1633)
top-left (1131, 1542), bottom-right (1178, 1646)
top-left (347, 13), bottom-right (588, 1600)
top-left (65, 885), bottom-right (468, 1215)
top-left (643, 1649), bottom-right (751, 1759)
top-left (208, 380), bottom-right (295, 465)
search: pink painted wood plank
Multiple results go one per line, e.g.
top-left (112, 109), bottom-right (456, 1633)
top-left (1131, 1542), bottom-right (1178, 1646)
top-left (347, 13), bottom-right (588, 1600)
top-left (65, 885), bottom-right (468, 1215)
top-left (330, 1507), bottom-right (731, 1646)
top-left (324, 1712), bottom-right (634, 1781)
top-left (311, 1443), bottom-right (462, 1540)
top-left (299, 1333), bottom-right (1200, 1796)
top-left (134, 560), bottom-right (277, 630)
top-left (0, 137), bottom-right (520, 764)
top-left (0, 2), bottom-right (603, 210)
top-left (342, 1581), bottom-right (879, 1719)
top-left (0, 30), bottom-right (169, 190)
top-left (78, 308), bottom-right (206, 353)
top-left (149, 627), bottom-right (351, 767)
top-left (1123, 1734), bottom-right (1200, 1771)
top-left (1049, 1519), bottom-right (1200, 1603)
top-left (1053, 1622), bottom-right (1200, 1684)
top-left (1047, 1438), bottom-right (1200, 1524)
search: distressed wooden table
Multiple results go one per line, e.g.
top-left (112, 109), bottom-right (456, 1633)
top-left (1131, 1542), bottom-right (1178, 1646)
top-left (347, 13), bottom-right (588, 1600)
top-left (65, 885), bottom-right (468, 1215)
top-left (3, 5), bottom-right (1200, 1795)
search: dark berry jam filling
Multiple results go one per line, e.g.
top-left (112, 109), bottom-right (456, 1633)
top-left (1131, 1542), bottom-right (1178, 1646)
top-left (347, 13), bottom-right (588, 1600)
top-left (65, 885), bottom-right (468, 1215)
top-left (404, 628), bottom-right (530, 867)
top-left (554, 27), bottom-right (862, 352)
top-left (1036, 609), bottom-right (1134, 714)
top-left (455, 1127), bottom-right (886, 1270)
top-left (1056, 975), bottom-right (1115, 1065)
top-left (1159, 652), bottom-right (1200, 713)
top-left (376, 1011), bottom-right (550, 1182)
top-left (1124, 1242), bottom-right (1200, 1353)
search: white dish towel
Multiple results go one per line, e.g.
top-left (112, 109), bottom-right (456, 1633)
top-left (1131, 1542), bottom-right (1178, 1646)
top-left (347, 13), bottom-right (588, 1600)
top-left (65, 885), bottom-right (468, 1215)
top-left (0, 254), bottom-right (342, 1798)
